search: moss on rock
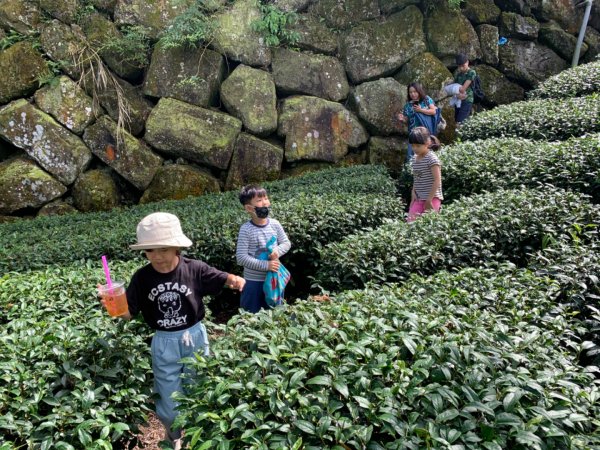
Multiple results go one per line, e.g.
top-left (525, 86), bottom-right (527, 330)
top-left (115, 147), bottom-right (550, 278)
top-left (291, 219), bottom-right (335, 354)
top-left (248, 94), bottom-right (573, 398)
top-left (0, 41), bottom-right (48, 104)
top-left (72, 169), bottom-right (120, 212)
top-left (140, 164), bottom-right (220, 203)
top-left (225, 133), bottom-right (283, 190)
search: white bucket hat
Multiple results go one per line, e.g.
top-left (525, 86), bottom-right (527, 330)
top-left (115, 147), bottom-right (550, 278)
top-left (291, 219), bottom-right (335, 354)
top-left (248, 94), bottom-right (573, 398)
top-left (130, 212), bottom-right (193, 250)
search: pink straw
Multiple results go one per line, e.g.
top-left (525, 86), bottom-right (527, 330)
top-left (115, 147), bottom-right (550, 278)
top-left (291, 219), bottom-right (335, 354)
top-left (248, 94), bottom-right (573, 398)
top-left (101, 255), bottom-right (113, 290)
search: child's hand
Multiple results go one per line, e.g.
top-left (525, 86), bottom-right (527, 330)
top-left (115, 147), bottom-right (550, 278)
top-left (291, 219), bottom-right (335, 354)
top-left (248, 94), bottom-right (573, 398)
top-left (226, 275), bottom-right (245, 292)
top-left (424, 200), bottom-right (433, 211)
top-left (268, 260), bottom-right (280, 272)
top-left (268, 249), bottom-right (279, 260)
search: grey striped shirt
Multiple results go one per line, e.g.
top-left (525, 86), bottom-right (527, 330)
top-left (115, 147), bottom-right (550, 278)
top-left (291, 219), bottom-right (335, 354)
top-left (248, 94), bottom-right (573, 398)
top-left (413, 151), bottom-right (443, 200)
top-left (236, 218), bottom-right (291, 281)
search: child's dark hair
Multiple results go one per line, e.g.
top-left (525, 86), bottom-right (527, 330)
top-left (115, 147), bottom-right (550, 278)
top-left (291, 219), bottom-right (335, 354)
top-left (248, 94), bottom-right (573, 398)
top-left (239, 185), bottom-right (267, 205)
top-left (408, 126), bottom-right (431, 145)
top-left (407, 82), bottom-right (427, 102)
top-left (429, 135), bottom-right (441, 151)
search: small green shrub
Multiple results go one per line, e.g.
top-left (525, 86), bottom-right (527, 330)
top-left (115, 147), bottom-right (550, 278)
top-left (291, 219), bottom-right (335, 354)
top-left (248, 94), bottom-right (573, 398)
top-left (315, 187), bottom-right (599, 291)
top-left (175, 266), bottom-right (600, 449)
top-left (253, 1), bottom-right (300, 47)
top-left (100, 25), bottom-right (151, 68)
top-left (0, 261), bottom-right (153, 449)
top-left (0, 166), bottom-right (401, 274)
top-left (528, 61), bottom-right (600, 100)
top-left (158, 0), bottom-right (217, 49)
top-left (401, 134), bottom-right (600, 203)
top-left (458, 95), bottom-right (600, 141)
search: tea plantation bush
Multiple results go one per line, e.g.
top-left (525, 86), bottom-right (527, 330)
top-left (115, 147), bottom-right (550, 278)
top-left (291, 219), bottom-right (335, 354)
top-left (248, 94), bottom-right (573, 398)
top-left (397, 134), bottom-right (600, 203)
top-left (528, 61), bottom-right (600, 100)
top-left (315, 187), bottom-right (599, 290)
top-left (0, 260), bottom-right (154, 449)
top-left (0, 166), bottom-right (403, 274)
top-left (175, 266), bottom-right (600, 449)
top-left (458, 94), bottom-right (600, 141)
top-left (441, 134), bottom-right (600, 202)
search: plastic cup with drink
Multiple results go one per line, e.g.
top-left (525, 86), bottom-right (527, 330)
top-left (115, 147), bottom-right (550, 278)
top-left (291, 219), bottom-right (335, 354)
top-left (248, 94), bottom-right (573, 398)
top-left (99, 255), bottom-right (129, 317)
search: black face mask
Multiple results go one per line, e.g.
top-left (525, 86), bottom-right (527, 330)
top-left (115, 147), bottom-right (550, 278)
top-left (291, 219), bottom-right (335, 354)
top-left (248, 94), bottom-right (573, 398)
top-left (255, 206), bottom-right (270, 218)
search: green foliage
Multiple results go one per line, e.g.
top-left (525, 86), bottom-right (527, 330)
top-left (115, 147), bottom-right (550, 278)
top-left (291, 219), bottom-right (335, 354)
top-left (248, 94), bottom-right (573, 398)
top-left (175, 265), bottom-right (600, 449)
top-left (0, 166), bottom-right (401, 274)
top-left (315, 187), bottom-right (599, 291)
top-left (528, 60), bottom-right (600, 100)
top-left (398, 134), bottom-right (600, 204)
top-left (100, 25), bottom-right (152, 68)
top-left (158, 1), bottom-right (217, 49)
top-left (0, 30), bottom-right (28, 50)
top-left (458, 94), bottom-right (600, 141)
top-left (253, 1), bottom-right (300, 47)
top-left (0, 260), bottom-right (153, 448)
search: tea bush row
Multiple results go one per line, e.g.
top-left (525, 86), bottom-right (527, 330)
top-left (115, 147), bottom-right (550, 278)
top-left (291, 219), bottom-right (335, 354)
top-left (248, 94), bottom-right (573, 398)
top-left (528, 60), bottom-right (600, 100)
top-left (397, 134), bottom-right (600, 203)
top-left (315, 187), bottom-right (599, 291)
top-left (0, 166), bottom-right (403, 274)
top-left (0, 260), bottom-right (154, 449)
top-left (175, 265), bottom-right (600, 449)
top-left (458, 94), bottom-right (600, 141)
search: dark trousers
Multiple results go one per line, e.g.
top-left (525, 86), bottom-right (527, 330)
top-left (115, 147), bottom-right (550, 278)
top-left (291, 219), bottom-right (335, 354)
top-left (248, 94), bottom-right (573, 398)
top-left (455, 101), bottom-right (473, 123)
top-left (240, 280), bottom-right (267, 313)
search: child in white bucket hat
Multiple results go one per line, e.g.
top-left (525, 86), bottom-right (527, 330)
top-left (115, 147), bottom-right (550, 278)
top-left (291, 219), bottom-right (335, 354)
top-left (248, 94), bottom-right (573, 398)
top-left (104, 212), bottom-right (244, 448)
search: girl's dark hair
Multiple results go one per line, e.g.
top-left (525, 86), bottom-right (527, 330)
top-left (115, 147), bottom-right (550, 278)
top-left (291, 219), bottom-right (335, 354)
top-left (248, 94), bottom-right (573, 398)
top-left (408, 126), bottom-right (431, 145)
top-left (239, 185), bottom-right (267, 205)
top-left (429, 135), bottom-right (441, 151)
top-left (407, 82), bottom-right (427, 101)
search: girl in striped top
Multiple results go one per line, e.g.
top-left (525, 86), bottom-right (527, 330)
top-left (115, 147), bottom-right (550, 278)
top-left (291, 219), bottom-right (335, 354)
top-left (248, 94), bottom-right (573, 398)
top-left (407, 127), bottom-right (443, 222)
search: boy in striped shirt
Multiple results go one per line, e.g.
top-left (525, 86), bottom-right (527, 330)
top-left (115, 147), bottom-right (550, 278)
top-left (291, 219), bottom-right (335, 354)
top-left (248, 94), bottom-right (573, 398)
top-left (236, 185), bottom-right (292, 313)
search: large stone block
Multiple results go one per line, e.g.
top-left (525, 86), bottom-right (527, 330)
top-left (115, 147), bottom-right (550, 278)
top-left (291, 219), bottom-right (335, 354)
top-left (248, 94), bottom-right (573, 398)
top-left (290, 14), bottom-right (338, 55)
top-left (145, 98), bottom-right (242, 170)
top-left (212, 0), bottom-right (272, 67)
top-left (83, 115), bottom-right (162, 190)
top-left (0, 157), bottom-right (66, 214)
top-left (477, 24), bottom-right (499, 66)
top-left (534, 0), bottom-right (583, 34)
top-left (379, 0), bottom-right (420, 15)
top-left (539, 22), bottom-right (587, 62)
top-left (0, 99), bottom-right (92, 185)
top-left (81, 12), bottom-right (146, 81)
top-left (351, 78), bottom-right (406, 136)
top-left (278, 95), bottom-right (368, 163)
top-left (462, 0), bottom-right (500, 25)
top-left (309, 0), bottom-right (379, 30)
top-left (144, 45), bottom-right (224, 107)
top-left (34, 76), bottom-right (98, 135)
top-left (39, 0), bottom-right (79, 25)
top-left (368, 136), bottom-right (406, 174)
top-left (225, 133), bottom-right (283, 190)
top-left (72, 169), bottom-right (120, 212)
top-left (499, 11), bottom-right (539, 40)
top-left (0, 0), bottom-right (40, 35)
top-left (341, 6), bottom-right (426, 83)
top-left (0, 41), bottom-right (48, 104)
top-left (220, 65), bottom-right (277, 137)
top-left (476, 64), bottom-right (525, 105)
top-left (426, 6), bottom-right (481, 65)
top-left (583, 27), bottom-right (600, 64)
top-left (87, 75), bottom-right (153, 136)
top-left (499, 39), bottom-right (567, 87)
top-left (114, 0), bottom-right (195, 39)
top-left (272, 48), bottom-right (349, 102)
top-left (140, 164), bottom-right (220, 203)
top-left (40, 20), bottom-right (85, 79)
top-left (270, 0), bottom-right (312, 12)
top-left (394, 52), bottom-right (453, 102)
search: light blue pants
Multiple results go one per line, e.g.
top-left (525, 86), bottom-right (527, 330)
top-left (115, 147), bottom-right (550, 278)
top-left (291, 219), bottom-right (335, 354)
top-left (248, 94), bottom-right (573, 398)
top-left (151, 322), bottom-right (209, 440)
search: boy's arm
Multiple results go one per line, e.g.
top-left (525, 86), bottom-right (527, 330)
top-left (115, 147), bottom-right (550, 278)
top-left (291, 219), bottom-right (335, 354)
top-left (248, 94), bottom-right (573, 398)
top-left (275, 222), bottom-right (291, 257)
top-left (236, 226), bottom-right (269, 271)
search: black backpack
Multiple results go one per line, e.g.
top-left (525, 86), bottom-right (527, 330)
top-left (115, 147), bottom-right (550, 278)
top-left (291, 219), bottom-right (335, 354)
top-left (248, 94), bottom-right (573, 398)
top-left (472, 74), bottom-right (484, 103)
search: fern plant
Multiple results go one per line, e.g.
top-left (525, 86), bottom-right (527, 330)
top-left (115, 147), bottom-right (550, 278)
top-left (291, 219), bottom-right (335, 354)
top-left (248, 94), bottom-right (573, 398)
top-left (253, 1), bottom-right (300, 47)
